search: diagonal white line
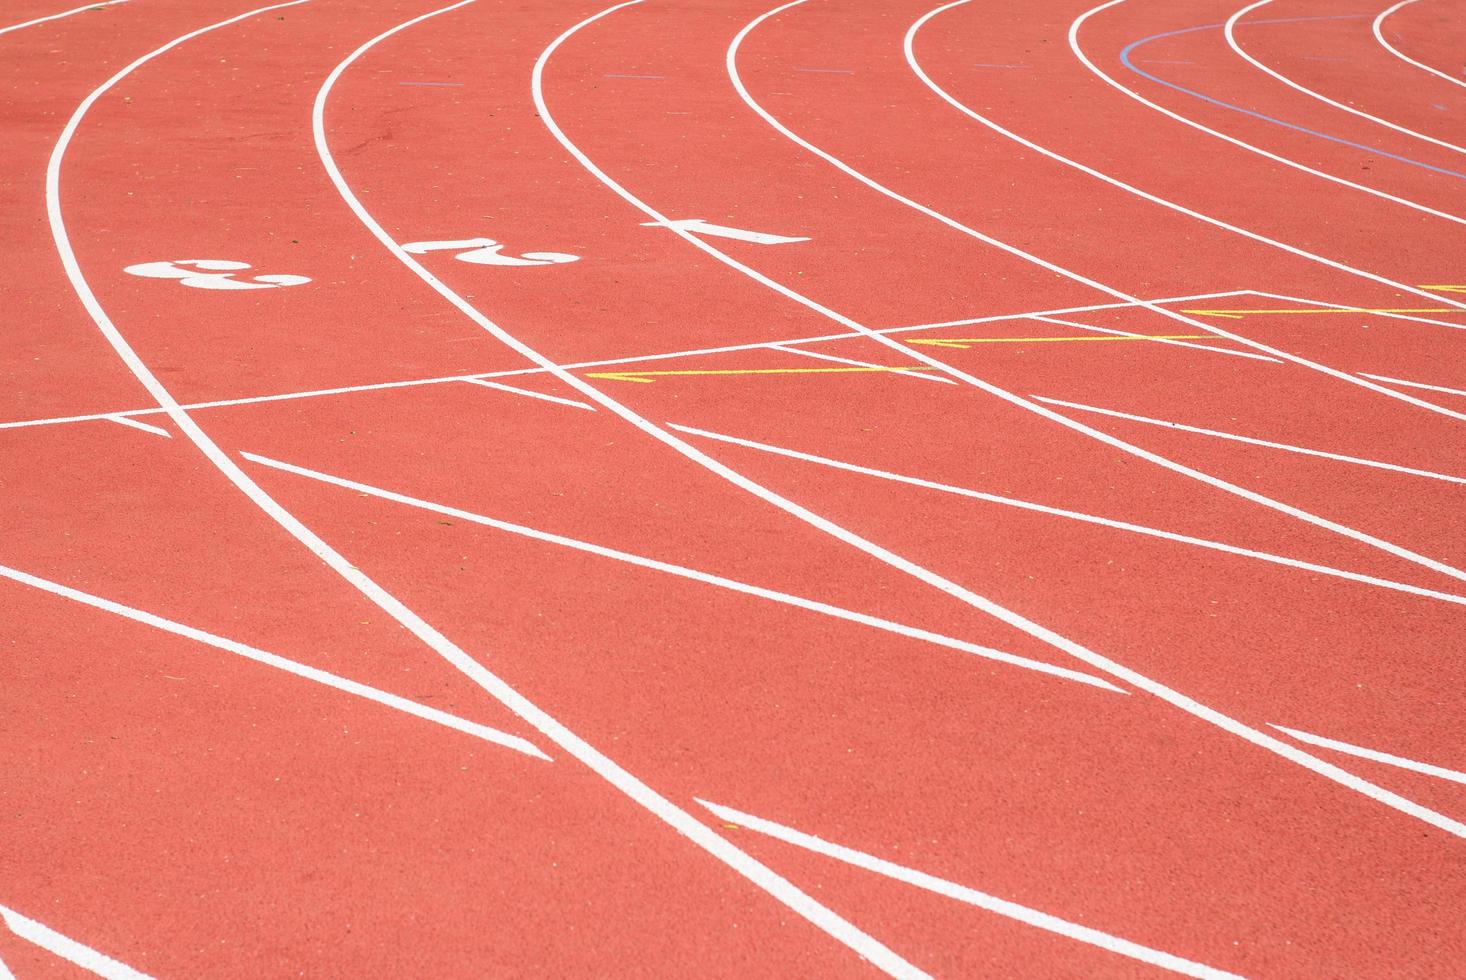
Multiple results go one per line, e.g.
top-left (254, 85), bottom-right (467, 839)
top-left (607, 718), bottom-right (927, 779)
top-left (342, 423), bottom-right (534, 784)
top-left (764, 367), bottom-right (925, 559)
top-left (241, 450), bottom-right (1123, 692)
top-left (1359, 373), bottom-right (1466, 399)
top-left (1271, 725), bottom-right (1466, 786)
top-left (771, 344), bottom-right (957, 383)
top-left (1033, 395), bottom-right (1466, 485)
top-left (697, 800), bottom-right (1243, 979)
top-left (0, 903), bottom-right (153, 980)
top-left (462, 377), bottom-right (597, 410)
top-left (667, 421), bottom-right (1466, 608)
top-left (106, 415), bottom-right (171, 438)
top-left (0, 561), bottom-right (550, 759)
top-left (1029, 315), bottom-right (1283, 362)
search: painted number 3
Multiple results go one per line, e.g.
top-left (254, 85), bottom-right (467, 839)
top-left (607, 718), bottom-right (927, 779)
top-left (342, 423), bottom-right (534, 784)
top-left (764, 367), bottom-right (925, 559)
top-left (124, 259), bottom-right (311, 290)
top-left (402, 238), bottom-right (579, 266)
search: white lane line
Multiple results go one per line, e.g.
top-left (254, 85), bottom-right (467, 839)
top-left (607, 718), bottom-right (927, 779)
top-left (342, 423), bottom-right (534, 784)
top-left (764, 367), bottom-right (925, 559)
top-left (105, 415), bottom-right (171, 438)
top-left (1373, 0), bottom-right (1466, 93)
top-left (1227, 0), bottom-right (1466, 157)
top-left (667, 421), bottom-right (1466, 609)
top-left (905, 0), bottom-right (1466, 329)
top-left (0, 289), bottom-right (1249, 434)
top-left (462, 377), bottom-right (597, 410)
top-left (0, 903), bottom-right (153, 980)
top-left (1074, 2), bottom-right (1466, 227)
top-left (696, 800), bottom-right (1243, 980)
top-left (737, 7), bottom-right (1466, 571)
top-left (1032, 395), bottom-right (1466, 485)
top-left (0, 0), bottom-right (128, 38)
top-left (0, 951), bottom-right (11, 980)
top-left (1029, 314), bottom-right (1283, 362)
top-left (321, 6), bottom-right (929, 977)
top-left (770, 343), bottom-right (957, 383)
top-left (241, 450), bottom-right (1122, 692)
top-left (0, 561), bottom-right (549, 760)
top-left (1360, 373), bottom-right (1466, 399)
top-left (537, 0), bottom-right (1466, 840)
top-left (1271, 725), bottom-right (1466, 786)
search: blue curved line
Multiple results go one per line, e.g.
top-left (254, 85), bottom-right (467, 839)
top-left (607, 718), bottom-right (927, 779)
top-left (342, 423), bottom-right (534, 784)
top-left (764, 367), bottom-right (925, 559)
top-left (1120, 16), bottom-right (1466, 182)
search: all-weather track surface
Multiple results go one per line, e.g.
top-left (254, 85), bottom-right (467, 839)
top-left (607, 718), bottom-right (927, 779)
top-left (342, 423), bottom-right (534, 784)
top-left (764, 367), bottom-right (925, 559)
top-left (2, 0), bottom-right (1464, 975)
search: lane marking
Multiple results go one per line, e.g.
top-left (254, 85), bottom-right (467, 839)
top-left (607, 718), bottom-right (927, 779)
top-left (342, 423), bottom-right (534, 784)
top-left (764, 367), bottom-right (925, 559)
top-left (0, 288), bottom-right (1254, 433)
top-left (667, 422), bottom-right (1466, 608)
top-left (907, 333), bottom-right (1210, 348)
top-left (696, 800), bottom-right (1243, 980)
top-left (241, 451), bottom-right (1122, 692)
top-left (1245, 288), bottom-right (1466, 332)
top-left (106, 415), bottom-right (170, 438)
top-left (0, 903), bottom-right (153, 980)
top-left (403, 237), bottom-right (578, 266)
top-left (0, 561), bottom-right (550, 760)
top-left (321, 5), bottom-right (933, 975)
top-left (0, 950), bottom-right (11, 980)
top-left (0, 0), bottom-right (128, 38)
top-left (770, 343), bottom-right (957, 383)
top-left (1374, 0), bottom-right (1466, 93)
top-left (587, 365), bottom-right (936, 382)
top-left (1183, 306), bottom-right (1465, 318)
top-left (1359, 373), bottom-right (1466, 399)
top-left (124, 258), bottom-right (310, 290)
top-left (1033, 395), bottom-right (1466, 485)
top-left (1227, 0), bottom-right (1466, 159)
top-left (640, 218), bottom-right (810, 244)
top-left (462, 377), bottom-right (597, 411)
top-left (1029, 314), bottom-right (1282, 362)
top-left (1271, 725), bottom-right (1466, 785)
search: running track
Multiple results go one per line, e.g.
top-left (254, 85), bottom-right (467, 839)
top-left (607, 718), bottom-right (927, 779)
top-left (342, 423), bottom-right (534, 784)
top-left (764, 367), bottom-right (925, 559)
top-left (2, 0), bottom-right (1464, 976)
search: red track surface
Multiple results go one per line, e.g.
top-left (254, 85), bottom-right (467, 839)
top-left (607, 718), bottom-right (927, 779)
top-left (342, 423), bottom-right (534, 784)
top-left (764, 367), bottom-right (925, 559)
top-left (3, 0), bottom-right (1464, 976)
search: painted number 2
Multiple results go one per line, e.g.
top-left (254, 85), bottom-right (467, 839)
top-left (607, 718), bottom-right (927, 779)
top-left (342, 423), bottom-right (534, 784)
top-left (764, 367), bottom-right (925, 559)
top-left (124, 259), bottom-right (311, 290)
top-left (402, 238), bottom-right (579, 267)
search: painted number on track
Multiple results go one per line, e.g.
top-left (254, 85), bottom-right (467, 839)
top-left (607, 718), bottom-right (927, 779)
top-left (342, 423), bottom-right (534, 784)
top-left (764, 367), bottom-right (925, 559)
top-left (124, 259), bottom-right (311, 290)
top-left (402, 238), bottom-right (580, 266)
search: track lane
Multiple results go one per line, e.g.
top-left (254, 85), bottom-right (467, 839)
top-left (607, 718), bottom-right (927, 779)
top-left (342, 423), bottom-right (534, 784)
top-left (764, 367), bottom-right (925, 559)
top-left (306, 0), bottom-right (1466, 972)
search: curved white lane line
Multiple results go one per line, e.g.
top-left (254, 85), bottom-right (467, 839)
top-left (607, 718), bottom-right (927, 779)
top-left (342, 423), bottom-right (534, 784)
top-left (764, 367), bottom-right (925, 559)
top-left (906, 0), bottom-right (1466, 342)
top-left (531, 3), bottom-right (1461, 839)
top-left (47, 6), bottom-right (924, 977)
top-left (0, 0), bottom-right (128, 38)
top-left (1073, 0), bottom-right (1466, 226)
top-left (1373, 0), bottom-right (1466, 93)
top-left (1226, 0), bottom-right (1466, 157)
top-left (731, 3), bottom-right (1466, 578)
top-left (316, 4), bottom-right (931, 977)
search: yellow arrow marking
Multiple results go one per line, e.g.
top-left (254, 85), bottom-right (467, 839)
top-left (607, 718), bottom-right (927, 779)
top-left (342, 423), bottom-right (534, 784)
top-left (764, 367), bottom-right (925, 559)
top-left (1182, 307), bottom-right (1463, 319)
top-left (908, 334), bottom-right (1209, 349)
top-left (586, 366), bottom-right (938, 383)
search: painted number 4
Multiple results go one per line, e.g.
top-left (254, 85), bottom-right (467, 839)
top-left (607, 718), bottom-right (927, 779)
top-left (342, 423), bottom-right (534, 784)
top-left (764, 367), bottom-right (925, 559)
top-left (124, 259), bottom-right (310, 290)
top-left (402, 238), bottom-right (579, 266)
